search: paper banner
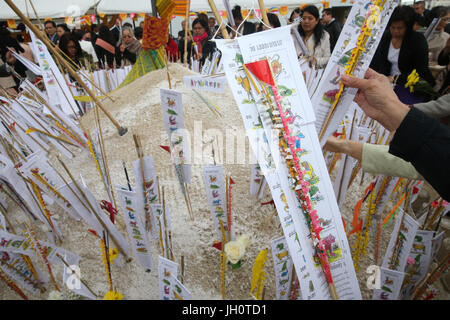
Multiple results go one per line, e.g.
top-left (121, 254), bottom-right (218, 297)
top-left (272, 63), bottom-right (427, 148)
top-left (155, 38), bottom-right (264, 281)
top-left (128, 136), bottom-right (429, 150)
top-left (7, 48), bottom-right (42, 76)
top-left (0, 252), bottom-right (49, 294)
top-left (183, 75), bottom-right (227, 93)
top-left (160, 88), bottom-right (185, 136)
top-left (158, 256), bottom-right (178, 300)
top-left (202, 165), bottom-right (228, 242)
top-left (280, 6), bottom-right (289, 16)
top-left (28, 29), bottom-right (79, 118)
top-left (116, 187), bottom-right (153, 272)
top-left (250, 164), bottom-right (266, 199)
top-left (372, 267), bottom-right (405, 300)
top-left (271, 236), bottom-right (294, 300)
top-left (217, 28), bottom-right (361, 300)
top-left (382, 210), bottom-right (420, 272)
top-left (133, 155), bottom-right (160, 232)
top-left (171, 274), bottom-right (192, 300)
top-left (0, 229), bottom-right (80, 266)
top-left (311, 0), bottom-right (399, 146)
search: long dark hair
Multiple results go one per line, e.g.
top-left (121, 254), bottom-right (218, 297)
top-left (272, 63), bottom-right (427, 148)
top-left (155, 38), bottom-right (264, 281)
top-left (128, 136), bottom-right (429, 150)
top-left (192, 18), bottom-right (210, 37)
top-left (267, 13), bottom-right (281, 28)
top-left (388, 5), bottom-right (415, 36)
top-left (289, 8), bottom-right (301, 23)
top-left (58, 33), bottom-right (82, 61)
top-left (98, 25), bottom-right (115, 45)
top-left (298, 5), bottom-right (325, 48)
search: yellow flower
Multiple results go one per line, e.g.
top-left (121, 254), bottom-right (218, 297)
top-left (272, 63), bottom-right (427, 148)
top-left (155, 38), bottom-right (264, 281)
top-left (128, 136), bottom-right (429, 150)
top-left (224, 234), bottom-right (250, 264)
top-left (405, 69), bottom-right (420, 92)
top-left (108, 247), bottom-right (119, 264)
top-left (103, 290), bottom-right (124, 300)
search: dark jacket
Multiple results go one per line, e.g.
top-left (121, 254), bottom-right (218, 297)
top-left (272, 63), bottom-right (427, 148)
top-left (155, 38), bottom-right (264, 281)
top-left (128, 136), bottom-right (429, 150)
top-left (227, 21), bottom-right (256, 36)
top-left (438, 48), bottom-right (449, 94)
top-left (181, 37), bottom-right (216, 66)
top-left (325, 19), bottom-right (342, 52)
top-left (370, 30), bottom-right (435, 87)
top-left (389, 107), bottom-right (450, 200)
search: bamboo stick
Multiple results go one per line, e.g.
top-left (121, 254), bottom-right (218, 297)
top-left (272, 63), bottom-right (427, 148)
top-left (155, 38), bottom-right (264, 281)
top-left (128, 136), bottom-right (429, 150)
top-left (4, 0), bottom-right (127, 136)
top-left (208, 0), bottom-right (231, 39)
top-left (258, 0), bottom-right (270, 27)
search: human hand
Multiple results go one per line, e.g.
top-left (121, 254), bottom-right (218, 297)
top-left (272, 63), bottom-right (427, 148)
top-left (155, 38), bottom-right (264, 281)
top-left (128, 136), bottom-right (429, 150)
top-left (5, 50), bottom-right (16, 65)
top-left (119, 44), bottom-right (125, 53)
top-left (341, 68), bottom-right (410, 131)
top-left (323, 136), bottom-right (345, 153)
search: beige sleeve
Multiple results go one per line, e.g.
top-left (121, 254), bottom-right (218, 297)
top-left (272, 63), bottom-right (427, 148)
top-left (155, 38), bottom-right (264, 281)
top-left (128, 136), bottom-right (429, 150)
top-left (362, 143), bottom-right (423, 180)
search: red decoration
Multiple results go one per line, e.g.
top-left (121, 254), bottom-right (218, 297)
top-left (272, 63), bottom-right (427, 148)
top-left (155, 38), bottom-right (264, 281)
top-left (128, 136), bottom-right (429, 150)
top-left (244, 60), bottom-right (275, 86)
top-left (100, 200), bottom-right (118, 224)
top-left (212, 241), bottom-right (222, 251)
top-left (160, 145), bottom-right (171, 153)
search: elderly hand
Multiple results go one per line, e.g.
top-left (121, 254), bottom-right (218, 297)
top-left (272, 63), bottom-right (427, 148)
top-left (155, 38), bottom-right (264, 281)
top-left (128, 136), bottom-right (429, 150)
top-left (341, 68), bottom-right (410, 131)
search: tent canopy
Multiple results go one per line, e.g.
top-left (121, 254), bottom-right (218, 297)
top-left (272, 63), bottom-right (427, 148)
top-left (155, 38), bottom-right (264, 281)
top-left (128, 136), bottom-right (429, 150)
top-left (0, 0), bottom-right (98, 20)
top-left (96, 0), bottom-right (319, 15)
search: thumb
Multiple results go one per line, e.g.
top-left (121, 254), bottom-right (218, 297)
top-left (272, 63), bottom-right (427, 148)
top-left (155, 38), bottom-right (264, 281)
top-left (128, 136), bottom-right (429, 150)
top-left (341, 74), bottom-right (370, 90)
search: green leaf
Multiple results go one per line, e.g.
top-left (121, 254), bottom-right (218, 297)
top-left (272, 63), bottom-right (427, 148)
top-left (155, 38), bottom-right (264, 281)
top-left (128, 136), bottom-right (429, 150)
top-left (230, 260), bottom-right (242, 270)
top-left (167, 109), bottom-right (178, 115)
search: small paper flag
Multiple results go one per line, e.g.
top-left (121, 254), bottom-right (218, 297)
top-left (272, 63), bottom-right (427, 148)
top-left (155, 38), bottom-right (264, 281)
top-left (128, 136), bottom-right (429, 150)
top-left (120, 13), bottom-right (128, 21)
top-left (7, 19), bottom-right (17, 29)
top-left (280, 6), bottom-right (289, 15)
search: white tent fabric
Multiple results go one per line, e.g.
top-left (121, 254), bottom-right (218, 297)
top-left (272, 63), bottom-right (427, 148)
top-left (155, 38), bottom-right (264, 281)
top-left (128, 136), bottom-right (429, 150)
top-left (0, 0), bottom-right (98, 20)
top-left (96, 0), bottom-right (322, 15)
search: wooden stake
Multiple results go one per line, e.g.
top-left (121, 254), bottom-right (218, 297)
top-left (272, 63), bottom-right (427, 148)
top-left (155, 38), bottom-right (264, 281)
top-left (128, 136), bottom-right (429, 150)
top-left (4, 0), bottom-right (127, 136)
top-left (258, 0), bottom-right (271, 27)
top-left (56, 253), bottom-right (98, 298)
top-left (181, 254), bottom-right (185, 284)
top-left (208, 0), bottom-right (231, 39)
top-left (184, 1), bottom-right (190, 67)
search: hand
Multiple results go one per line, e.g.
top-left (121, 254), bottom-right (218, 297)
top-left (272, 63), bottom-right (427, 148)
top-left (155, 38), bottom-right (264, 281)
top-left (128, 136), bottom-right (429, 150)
top-left (341, 68), bottom-right (410, 131)
top-left (323, 136), bottom-right (345, 153)
top-left (119, 44), bottom-right (125, 53)
top-left (5, 50), bottom-right (16, 65)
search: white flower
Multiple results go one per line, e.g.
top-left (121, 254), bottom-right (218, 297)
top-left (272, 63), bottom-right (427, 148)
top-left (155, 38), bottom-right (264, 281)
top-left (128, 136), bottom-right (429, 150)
top-left (224, 234), bottom-right (250, 264)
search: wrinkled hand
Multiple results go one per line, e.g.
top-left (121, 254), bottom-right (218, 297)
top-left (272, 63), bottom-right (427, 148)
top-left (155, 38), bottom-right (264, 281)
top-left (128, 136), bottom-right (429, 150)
top-left (341, 68), bottom-right (410, 131)
top-left (323, 136), bottom-right (344, 153)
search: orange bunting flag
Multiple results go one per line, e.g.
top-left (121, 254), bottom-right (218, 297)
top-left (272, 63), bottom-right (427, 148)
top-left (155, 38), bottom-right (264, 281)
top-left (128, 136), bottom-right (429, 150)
top-left (65, 16), bottom-right (73, 25)
top-left (242, 9), bottom-right (249, 18)
top-left (98, 13), bottom-right (106, 18)
top-left (280, 6), bottom-right (289, 16)
top-left (173, 0), bottom-right (189, 16)
top-left (44, 18), bottom-right (52, 22)
top-left (321, 1), bottom-right (331, 8)
top-left (142, 16), bottom-right (170, 50)
top-left (84, 15), bottom-right (92, 26)
top-left (156, 0), bottom-right (176, 20)
top-left (120, 13), bottom-right (128, 21)
top-left (7, 19), bottom-right (17, 29)
top-left (138, 13), bottom-right (146, 18)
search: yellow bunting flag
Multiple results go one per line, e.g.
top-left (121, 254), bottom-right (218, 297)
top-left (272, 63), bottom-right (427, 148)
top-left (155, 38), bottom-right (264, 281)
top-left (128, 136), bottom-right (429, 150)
top-left (138, 13), bottom-right (146, 18)
top-left (83, 15), bottom-right (92, 26)
top-left (242, 9), bottom-right (249, 18)
top-left (156, 0), bottom-right (176, 20)
top-left (98, 13), bottom-right (106, 18)
top-left (7, 19), bottom-right (17, 29)
top-left (44, 18), bottom-right (52, 22)
top-left (250, 249), bottom-right (268, 300)
top-left (120, 13), bottom-right (128, 21)
top-left (173, 0), bottom-right (189, 16)
top-left (65, 16), bottom-right (73, 25)
top-left (280, 6), bottom-right (289, 16)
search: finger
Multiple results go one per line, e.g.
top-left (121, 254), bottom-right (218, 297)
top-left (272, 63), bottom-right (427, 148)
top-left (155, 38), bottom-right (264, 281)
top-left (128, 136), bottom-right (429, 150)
top-left (341, 74), bottom-right (370, 90)
top-left (364, 68), bottom-right (380, 79)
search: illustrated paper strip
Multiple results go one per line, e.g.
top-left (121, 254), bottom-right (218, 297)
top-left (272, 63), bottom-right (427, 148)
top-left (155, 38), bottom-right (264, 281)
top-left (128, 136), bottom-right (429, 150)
top-left (29, 29), bottom-right (78, 117)
top-left (372, 267), bottom-right (405, 300)
top-left (183, 75), bottom-right (227, 93)
top-left (237, 28), bottom-right (361, 300)
top-left (160, 88), bottom-right (185, 137)
top-left (133, 155), bottom-right (160, 233)
top-left (0, 229), bottom-right (80, 266)
top-left (0, 252), bottom-right (49, 294)
top-left (116, 187), bottom-right (153, 272)
top-left (271, 236), bottom-right (294, 300)
top-left (311, 0), bottom-right (399, 146)
top-left (202, 165), bottom-right (228, 242)
top-left (382, 210), bottom-right (420, 272)
top-left (158, 255), bottom-right (178, 300)
top-left (250, 164), bottom-right (266, 199)
top-left (217, 34), bottom-right (361, 300)
top-left (401, 230), bottom-right (434, 298)
top-left (171, 274), bottom-right (192, 300)
top-left (150, 203), bottom-right (170, 257)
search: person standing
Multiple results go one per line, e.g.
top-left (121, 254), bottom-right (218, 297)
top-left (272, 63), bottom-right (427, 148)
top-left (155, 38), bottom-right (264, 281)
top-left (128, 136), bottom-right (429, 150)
top-left (44, 20), bottom-right (59, 44)
top-left (371, 5), bottom-right (435, 104)
top-left (322, 8), bottom-right (342, 52)
top-left (297, 5), bottom-right (331, 68)
top-left (427, 6), bottom-right (450, 63)
top-left (231, 5), bottom-right (256, 36)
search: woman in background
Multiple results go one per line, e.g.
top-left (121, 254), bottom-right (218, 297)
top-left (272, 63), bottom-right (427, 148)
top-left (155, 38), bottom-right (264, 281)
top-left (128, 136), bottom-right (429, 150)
top-left (118, 27), bottom-right (142, 66)
top-left (297, 5), bottom-right (330, 68)
top-left (371, 5), bottom-right (435, 104)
